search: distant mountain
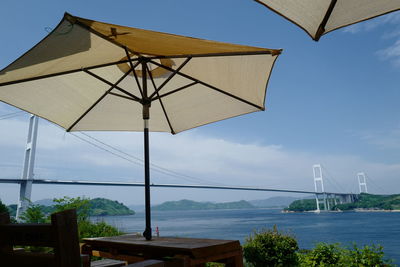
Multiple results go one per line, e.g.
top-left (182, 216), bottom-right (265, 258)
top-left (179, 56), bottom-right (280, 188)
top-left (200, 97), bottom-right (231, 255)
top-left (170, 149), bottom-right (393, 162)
top-left (153, 199), bottom-right (254, 211)
top-left (249, 196), bottom-right (301, 208)
top-left (34, 198), bottom-right (56, 206)
top-left (89, 198), bottom-right (135, 216)
top-left (284, 193), bottom-right (400, 212)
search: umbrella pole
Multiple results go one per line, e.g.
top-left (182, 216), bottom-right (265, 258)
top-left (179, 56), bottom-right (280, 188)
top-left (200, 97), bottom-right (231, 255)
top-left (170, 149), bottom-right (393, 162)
top-left (142, 59), bottom-right (152, 241)
top-left (143, 118), bottom-right (152, 240)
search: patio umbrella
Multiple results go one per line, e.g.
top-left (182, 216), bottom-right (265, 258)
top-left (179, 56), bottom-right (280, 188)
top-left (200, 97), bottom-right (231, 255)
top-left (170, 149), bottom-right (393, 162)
top-left (254, 0), bottom-right (400, 41)
top-left (0, 13), bottom-right (281, 240)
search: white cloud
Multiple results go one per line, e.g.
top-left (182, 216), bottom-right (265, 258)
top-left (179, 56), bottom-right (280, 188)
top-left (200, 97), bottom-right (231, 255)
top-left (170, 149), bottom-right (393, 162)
top-left (339, 11), bottom-right (400, 67)
top-left (377, 39), bottom-right (400, 66)
top-left (359, 128), bottom-right (400, 150)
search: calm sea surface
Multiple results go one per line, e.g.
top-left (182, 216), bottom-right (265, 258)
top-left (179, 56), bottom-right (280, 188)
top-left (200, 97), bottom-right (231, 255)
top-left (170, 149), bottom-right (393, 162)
top-left (93, 209), bottom-right (400, 264)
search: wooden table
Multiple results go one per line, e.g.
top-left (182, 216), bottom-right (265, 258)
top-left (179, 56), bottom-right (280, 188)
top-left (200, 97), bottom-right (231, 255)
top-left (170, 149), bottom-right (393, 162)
top-left (82, 234), bottom-right (243, 267)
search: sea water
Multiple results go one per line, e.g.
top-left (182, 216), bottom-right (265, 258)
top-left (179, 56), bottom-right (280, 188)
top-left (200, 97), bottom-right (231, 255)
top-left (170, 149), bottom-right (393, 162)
top-left (93, 208), bottom-right (400, 264)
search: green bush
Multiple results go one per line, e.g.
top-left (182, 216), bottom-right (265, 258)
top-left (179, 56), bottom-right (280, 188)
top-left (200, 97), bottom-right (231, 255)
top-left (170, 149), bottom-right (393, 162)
top-left (243, 226), bottom-right (299, 267)
top-left (79, 220), bottom-right (122, 240)
top-left (17, 196), bottom-right (123, 242)
top-left (298, 243), bottom-right (344, 267)
top-left (346, 244), bottom-right (394, 267)
top-left (298, 243), bottom-right (394, 267)
top-left (52, 196), bottom-right (123, 241)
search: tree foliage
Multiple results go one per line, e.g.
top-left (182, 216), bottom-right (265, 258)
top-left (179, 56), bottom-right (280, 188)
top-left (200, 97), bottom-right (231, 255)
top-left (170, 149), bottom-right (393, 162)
top-left (53, 196), bottom-right (90, 222)
top-left (17, 196), bottom-right (123, 242)
top-left (298, 243), bottom-right (394, 267)
top-left (243, 226), bottom-right (299, 267)
top-left (0, 199), bottom-right (8, 214)
top-left (285, 199), bottom-right (318, 212)
top-left (336, 193), bottom-right (400, 211)
top-left (19, 204), bottom-right (49, 223)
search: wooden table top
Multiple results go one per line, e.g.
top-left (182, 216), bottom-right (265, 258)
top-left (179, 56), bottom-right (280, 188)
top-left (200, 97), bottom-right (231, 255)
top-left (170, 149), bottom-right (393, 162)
top-left (83, 235), bottom-right (242, 258)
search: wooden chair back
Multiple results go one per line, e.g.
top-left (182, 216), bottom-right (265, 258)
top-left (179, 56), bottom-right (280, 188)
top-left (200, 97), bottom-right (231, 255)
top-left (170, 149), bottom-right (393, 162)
top-left (0, 209), bottom-right (81, 267)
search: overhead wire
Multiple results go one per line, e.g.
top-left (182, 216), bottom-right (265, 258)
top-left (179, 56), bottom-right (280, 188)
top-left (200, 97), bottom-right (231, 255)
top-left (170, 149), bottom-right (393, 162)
top-left (0, 111), bottom-right (25, 120)
top-left (363, 173), bottom-right (388, 194)
top-left (67, 131), bottom-right (225, 186)
top-left (81, 132), bottom-right (226, 185)
top-left (320, 164), bottom-right (348, 192)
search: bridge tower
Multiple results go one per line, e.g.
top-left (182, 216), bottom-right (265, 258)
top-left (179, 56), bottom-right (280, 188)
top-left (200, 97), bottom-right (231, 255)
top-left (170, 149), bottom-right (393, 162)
top-left (16, 115), bottom-right (38, 220)
top-left (357, 172), bottom-right (368, 193)
top-left (313, 164), bottom-right (327, 211)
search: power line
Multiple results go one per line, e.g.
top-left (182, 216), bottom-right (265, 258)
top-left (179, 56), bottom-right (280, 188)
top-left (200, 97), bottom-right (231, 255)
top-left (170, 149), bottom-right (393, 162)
top-left (364, 173), bottom-right (388, 194)
top-left (79, 132), bottom-right (224, 185)
top-left (0, 111), bottom-right (25, 120)
top-left (320, 165), bottom-right (347, 192)
top-left (67, 132), bottom-right (224, 186)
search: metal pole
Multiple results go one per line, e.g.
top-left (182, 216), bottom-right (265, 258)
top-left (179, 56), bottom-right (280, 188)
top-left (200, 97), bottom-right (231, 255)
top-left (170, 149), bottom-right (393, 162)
top-left (141, 59), bottom-right (152, 240)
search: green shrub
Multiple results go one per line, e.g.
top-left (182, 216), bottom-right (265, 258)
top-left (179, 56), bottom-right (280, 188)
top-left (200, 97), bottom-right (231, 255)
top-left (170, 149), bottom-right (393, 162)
top-left (298, 243), bottom-right (394, 267)
top-left (345, 244), bottom-right (394, 267)
top-left (52, 196), bottom-right (123, 241)
top-left (78, 220), bottom-right (122, 241)
top-left (298, 243), bottom-right (344, 267)
top-left (243, 226), bottom-right (299, 267)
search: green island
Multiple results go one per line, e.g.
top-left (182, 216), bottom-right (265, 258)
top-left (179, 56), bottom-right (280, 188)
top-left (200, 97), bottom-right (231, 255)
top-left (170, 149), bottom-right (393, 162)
top-left (284, 193), bottom-right (400, 212)
top-left (153, 199), bottom-right (254, 211)
top-left (6, 197), bottom-right (135, 216)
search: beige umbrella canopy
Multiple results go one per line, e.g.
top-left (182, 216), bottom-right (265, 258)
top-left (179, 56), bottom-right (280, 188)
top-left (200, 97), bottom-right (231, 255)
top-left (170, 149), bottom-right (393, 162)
top-left (255, 0), bottom-right (400, 41)
top-left (0, 13), bottom-right (281, 239)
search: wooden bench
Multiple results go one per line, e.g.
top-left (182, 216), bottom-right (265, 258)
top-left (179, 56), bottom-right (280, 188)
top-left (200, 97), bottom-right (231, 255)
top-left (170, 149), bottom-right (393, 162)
top-left (126, 260), bottom-right (165, 267)
top-left (0, 209), bottom-right (130, 267)
top-left (0, 209), bottom-right (81, 267)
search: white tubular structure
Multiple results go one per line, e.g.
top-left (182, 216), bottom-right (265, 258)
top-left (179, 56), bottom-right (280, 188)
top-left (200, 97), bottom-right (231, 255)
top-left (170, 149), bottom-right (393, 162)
top-left (357, 172), bottom-right (368, 193)
top-left (313, 164), bottom-right (327, 211)
top-left (16, 115), bottom-right (38, 220)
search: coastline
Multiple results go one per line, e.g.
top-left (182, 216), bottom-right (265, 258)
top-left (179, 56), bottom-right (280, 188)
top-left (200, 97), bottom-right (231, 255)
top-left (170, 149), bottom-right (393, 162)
top-left (282, 209), bottom-right (400, 213)
top-left (354, 209), bottom-right (400, 213)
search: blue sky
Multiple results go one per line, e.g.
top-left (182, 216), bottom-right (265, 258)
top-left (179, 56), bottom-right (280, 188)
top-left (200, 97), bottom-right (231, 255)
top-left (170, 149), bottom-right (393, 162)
top-left (1, 0), bottom-right (400, 205)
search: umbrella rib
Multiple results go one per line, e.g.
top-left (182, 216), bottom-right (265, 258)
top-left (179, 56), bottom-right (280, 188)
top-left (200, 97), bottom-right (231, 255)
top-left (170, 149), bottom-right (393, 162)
top-left (69, 17), bottom-right (142, 58)
top-left (67, 13), bottom-right (281, 59)
top-left (0, 58), bottom-right (140, 87)
top-left (149, 59), bottom-right (264, 111)
top-left (146, 50), bottom-right (281, 60)
top-left (124, 47), bottom-right (144, 98)
top-left (109, 92), bottom-right (139, 102)
top-left (315, 0), bottom-right (338, 41)
top-left (152, 81), bottom-right (198, 101)
top-left (148, 57), bottom-right (192, 100)
top-left (66, 69), bottom-right (133, 132)
top-left (131, 65), bottom-right (143, 98)
top-left (146, 64), bottom-right (175, 134)
top-left (83, 69), bottom-right (142, 103)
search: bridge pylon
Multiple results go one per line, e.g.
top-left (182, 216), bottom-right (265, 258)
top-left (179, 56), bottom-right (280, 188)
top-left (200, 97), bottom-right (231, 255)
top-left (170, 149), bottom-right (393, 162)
top-left (16, 115), bottom-right (38, 221)
top-left (313, 164), bottom-right (327, 211)
top-left (357, 172), bottom-right (368, 193)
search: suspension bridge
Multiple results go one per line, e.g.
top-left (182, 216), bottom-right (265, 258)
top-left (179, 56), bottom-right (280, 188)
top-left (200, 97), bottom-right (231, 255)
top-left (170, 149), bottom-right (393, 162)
top-left (0, 114), bottom-right (374, 219)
